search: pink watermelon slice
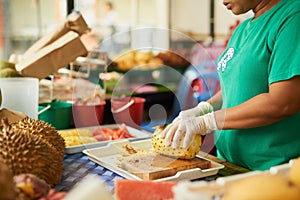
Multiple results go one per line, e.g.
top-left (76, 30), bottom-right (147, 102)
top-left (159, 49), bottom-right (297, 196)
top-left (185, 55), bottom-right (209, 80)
top-left (114, 179), bottom-right (177, 200)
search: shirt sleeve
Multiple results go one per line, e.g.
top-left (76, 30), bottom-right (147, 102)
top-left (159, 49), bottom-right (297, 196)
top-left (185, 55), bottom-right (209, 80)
top-left (268, 12), bottom-right (300, 84)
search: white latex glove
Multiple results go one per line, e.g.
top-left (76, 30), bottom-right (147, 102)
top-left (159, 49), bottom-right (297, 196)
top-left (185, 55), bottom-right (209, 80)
top-left (178, 101), bottom-right (213, 118)
top-left (160, 102), bottom-right (213, 140)
top-left (164, 112), bottom-right (218, 149)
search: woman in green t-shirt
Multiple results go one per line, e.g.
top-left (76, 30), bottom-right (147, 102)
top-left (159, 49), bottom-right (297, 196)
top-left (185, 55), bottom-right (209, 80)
top-left (161, 0), bottom-right (300, 170)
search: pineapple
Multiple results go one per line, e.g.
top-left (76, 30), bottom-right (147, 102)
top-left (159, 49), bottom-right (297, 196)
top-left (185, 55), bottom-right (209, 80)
top-left (151, 125), bottom-right (202, 159)
top-left (63, 136), bottom-right (97, 147)
top-left (58, 129), bottom-right (97, 146)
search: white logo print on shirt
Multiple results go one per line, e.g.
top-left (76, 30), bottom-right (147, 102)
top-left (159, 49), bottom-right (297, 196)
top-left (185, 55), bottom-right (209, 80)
top-left (217, 47), bottom-right (234, 72)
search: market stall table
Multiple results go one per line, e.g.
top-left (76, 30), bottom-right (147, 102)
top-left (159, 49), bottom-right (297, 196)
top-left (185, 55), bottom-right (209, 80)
top-left (55, 152), bottom-right (250, 193)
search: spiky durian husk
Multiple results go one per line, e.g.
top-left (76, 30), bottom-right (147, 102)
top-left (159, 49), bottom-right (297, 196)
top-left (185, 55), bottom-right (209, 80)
top-left (0, 160), bottom-right (16, 200)
top-left (0, 120), bottom-right (63, 186)
top-left (151, 125), bottom-right (202, 159)
top-left (12, 117), bottom-right (65, 159)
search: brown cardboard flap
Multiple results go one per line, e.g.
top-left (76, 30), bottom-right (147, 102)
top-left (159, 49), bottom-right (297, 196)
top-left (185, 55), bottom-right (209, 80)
top-left (23, 11), bottom-right (90, 58)
top-left (16, 31), bottom-right (88, 79)
top-left (22, 23), bottom-right (68, 58)
top-left (66, 11), bottom-right (91, 35)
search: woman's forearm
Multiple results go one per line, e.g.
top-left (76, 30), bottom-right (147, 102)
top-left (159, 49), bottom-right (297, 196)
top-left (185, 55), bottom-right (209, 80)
top-left (214, 77), bottom-right (300, 130)
top-left (214, 93), bottom-right (285, 130)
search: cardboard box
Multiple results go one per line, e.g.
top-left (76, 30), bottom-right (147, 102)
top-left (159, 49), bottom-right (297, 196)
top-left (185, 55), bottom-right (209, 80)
top-left (16, 31), bottom-right (88, 79)
top-left (16, 11), bottom-right (91, 79)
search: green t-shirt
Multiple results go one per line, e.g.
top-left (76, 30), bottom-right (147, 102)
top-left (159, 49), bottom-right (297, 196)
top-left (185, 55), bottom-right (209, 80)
top-left (215, 0), bottom-right (300, 170)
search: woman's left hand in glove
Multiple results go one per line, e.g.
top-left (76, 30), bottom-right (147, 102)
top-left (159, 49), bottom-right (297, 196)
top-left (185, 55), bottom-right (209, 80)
top-left (162, 112), bottom-right (218, 148)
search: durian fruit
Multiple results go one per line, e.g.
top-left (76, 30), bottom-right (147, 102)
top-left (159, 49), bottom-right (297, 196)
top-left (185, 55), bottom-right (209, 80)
top-left (0, 68), bottom-right (22, 77)
top-left (14, 173), bottom-right (50, 199)
top-left (0, 60), bottom-right (22, 77)
top-left (12, 117), bottom-right (65, 159)
top-left (0, 60), bottom-right (16, 70)
top-left (222, 174), bottom-right (300, 200)
top-left (0, 160), bottom-right (16, 200)
top-left (151, 125), bottom-right (202, 159)
top-left (0, 119), bottom-right (63, 186)
top-left (289, 157), bottom-right (300, 188)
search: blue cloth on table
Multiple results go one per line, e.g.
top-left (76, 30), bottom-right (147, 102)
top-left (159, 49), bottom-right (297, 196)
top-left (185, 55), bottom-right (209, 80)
top-left (55, 153), bottom-right (123, 192)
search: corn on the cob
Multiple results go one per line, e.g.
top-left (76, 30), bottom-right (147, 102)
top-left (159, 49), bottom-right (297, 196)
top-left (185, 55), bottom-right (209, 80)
top-left (151, 125), bottom-right (201, 159)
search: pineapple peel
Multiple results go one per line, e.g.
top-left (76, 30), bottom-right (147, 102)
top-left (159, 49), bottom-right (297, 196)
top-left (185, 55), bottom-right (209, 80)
top-left (151, 125), bottom-right (202, 159)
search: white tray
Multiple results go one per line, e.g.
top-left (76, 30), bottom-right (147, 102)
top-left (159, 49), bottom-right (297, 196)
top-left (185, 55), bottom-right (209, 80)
top-left (62, 124), bottom-right (151, 154)
top-left (83, 139), bottom-right (224, 182)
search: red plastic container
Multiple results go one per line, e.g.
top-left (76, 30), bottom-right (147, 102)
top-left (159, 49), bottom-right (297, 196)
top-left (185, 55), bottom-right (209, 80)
top-left (72, 101), bottom-right (106, 128)
top-left (111, 97), bottom-right (145, 129)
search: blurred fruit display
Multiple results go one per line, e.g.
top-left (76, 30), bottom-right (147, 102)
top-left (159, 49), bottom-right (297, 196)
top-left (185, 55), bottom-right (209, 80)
top-left (114, 51), bottom-right (163, 71)
top-left (113, 51), bottom-right (190, 71)
top-left (155, 51), bottom-right (190, 68)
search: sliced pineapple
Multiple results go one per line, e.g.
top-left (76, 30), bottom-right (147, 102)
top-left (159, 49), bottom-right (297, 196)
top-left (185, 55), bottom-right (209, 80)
top-left (58, 129), bottom-right (92, 138)
top-left (63, 136), bottom-right (97, 147)
top-left (58, 128), bottom-right (96, 147)
top-left (151, 125), bottom-right (202, 159)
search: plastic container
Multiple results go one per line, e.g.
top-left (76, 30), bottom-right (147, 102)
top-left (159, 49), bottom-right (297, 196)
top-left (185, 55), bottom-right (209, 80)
top-left (111, 97), bottom-right (145, 129)
top-left (72, 100), bottom-right (106, 128)
top-left (38, 101), bottom-right (72, 130)
top-left (0, 77), bottom-right (39, 119)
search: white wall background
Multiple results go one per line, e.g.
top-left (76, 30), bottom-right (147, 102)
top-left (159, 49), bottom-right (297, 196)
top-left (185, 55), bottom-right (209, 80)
top-left (10, 0), bottom-right (251, 39)
top-left (10, 0), bottom-right (63, 37)
top-left (170, 0), bottom-right (210, 35)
